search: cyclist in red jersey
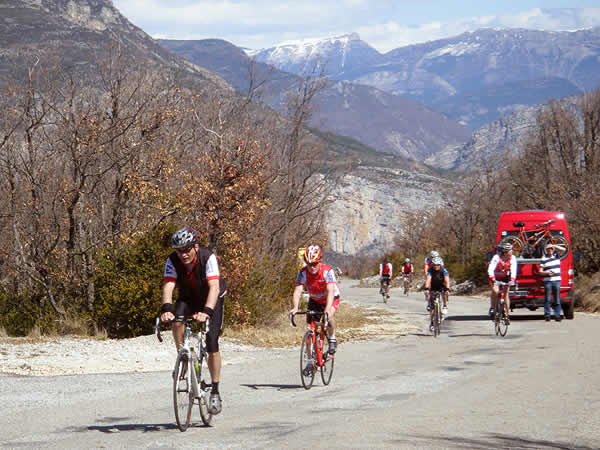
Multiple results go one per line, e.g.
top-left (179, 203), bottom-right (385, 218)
top-left (487, 242), bottom-right (517, 323)
top-left (290, 245), bottom-right (341, 354)
top-left (402, 258), bottom-right (414, 277)
top-left (379, 257), bottom-right (393, 298)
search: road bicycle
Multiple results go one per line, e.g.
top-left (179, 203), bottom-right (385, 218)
top-left (493, 280), bottom-right (511, 337)
top-left (428, 290), bottom-right (444, 337)
top-left (380, 278), bottom-right (391, 303)
top-left (498, 219), bottom-right (570, 260)
top-left (155, 317), bottom-right (213, 431)
top-left (402, 274), bottom-right (411, 296)
top-left (289, 310), bottom-right (335, 390)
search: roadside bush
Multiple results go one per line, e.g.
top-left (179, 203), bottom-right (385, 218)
top-left (94, 224), bottom-right (176, 338)
top-left (574, 272), bottom-right (600, 313)
top-left (230, 254), bottom-right (298, 328)
top-left (0, 286), bottom-right (57, 336)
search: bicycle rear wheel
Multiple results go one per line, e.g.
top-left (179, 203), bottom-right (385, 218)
top-left (300, 330), bottom-right (315, 389)
top-left (545, 235), bottom-right (570, 260)
top-left (173, 352), bottom-right (193, 432)
top-left (319, 333), bottom-right (334, 385)
top-left (196, 351), bottom-right (213, 426)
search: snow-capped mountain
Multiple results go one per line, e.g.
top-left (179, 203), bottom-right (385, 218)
top-left (252, 27), bottom-right (600, 130)
top-left (247, 33), bottom-right (385, 78)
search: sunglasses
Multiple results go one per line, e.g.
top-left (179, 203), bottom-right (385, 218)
top-left (175, 245), bottom-right (195, 254)
top-left (307, 262), bottom-right (319, 267)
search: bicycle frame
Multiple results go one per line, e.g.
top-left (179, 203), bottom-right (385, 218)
top-left (155, 317), bottom-right (212, 429)
top-left (290, 311), bottom-right (330, 366)
top-left (517, 220), bottom-right (554, 249)
top-left (290, 311), bottom-right (335, 389)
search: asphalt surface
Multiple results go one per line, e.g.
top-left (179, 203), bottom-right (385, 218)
top-left (1, 280), bottom-right (599, 449)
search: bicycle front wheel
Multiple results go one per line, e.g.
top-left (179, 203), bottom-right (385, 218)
top-left (319, 333), bottom-right (334, 385)
top-left (196, 352), bottom-right (213, 426)
top-left (300, 330), bottom-right (315, 389)
top-left (434, 301), bottom-right (441, 337)
top-left (173, 352), bottom-right (193, 432)
top-left (497, 302), bottom-right (509, 337)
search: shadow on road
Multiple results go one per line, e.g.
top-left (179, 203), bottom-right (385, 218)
top-left (87, 423), bottom-right (181, 433)
top-left (445, 314), bottom-right (551, 322)
top-left (240, 383), bottom-right (303, 391)
top-left (399, 432), bottom-right (596, 449)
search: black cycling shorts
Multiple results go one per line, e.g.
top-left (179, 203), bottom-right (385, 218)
top-left (174, 296), bottom-right (225, 353)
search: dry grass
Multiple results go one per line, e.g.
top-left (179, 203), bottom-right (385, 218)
top-left (575, 272), bottom-right (600, 313)
top-left (0, 326), bottom-right (8, 337)
top-left (223, 303), bottom-right (383, 348)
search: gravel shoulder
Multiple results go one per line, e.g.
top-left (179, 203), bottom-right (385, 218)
top-left (0, 280), bottom-right (430, 377)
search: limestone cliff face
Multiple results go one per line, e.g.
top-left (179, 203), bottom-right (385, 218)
top-left (326, 166), bottom-right (450, 256)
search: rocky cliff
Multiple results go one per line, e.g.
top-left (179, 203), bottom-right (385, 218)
top-left (326, 166), bottom-right (450, 255)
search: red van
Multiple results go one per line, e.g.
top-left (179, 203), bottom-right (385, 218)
top-left (493, 210), bottom-right (575, 319)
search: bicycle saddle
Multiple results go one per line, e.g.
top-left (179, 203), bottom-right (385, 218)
top-left (512, 221), bottom-right (525, 227)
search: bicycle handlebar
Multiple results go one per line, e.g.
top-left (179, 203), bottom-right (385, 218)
top-left (289, 311), bottom-right (329, 328)
top-left (494, 280), bottom-right (515, 287)
top-left (154, 316), bottom-right (210, 343)
top-left (535, 219), bottom-right (555, 228)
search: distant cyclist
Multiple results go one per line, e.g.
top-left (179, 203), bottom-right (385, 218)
top-left (159, 227), bottom-right (227, 415)
top-left (423, 251), bottom-right (443, 308)
top-left (379, 257), bottom-right (393, 299)
top-left (290, 245), bottom-right (341, 354)
top-left (487, 242), bottom-right (517, 323)
top-left (424, 256), bottom-right (450, 330)
top-left (402, 258), bottom-right (413, 278)
top-left (423, 250), bottom-right (442, 277)
top-left (401, 258), bottom-right (414, 292)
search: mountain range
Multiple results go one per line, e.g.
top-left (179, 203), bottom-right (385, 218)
top-left (250, 28), bottom-right (600, 131)
top-left (2, 0), bottom-right (599, 255)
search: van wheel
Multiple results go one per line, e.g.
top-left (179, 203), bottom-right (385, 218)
top-left (563, 300), bottom-right (574, 320)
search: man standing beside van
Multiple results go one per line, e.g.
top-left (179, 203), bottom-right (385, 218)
top-left (537, 244), bottom-right (566, 321)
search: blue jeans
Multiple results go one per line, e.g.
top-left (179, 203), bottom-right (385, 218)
top-left (543, 280), bottom-right (561, 317)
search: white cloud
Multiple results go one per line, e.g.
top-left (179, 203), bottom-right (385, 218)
top-left (111, 2), bottom-right (600, 52)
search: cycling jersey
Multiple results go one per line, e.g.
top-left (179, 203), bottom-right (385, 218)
top-left (164, 248), bottom-right (227, 303)
top-left (402, 263), bottom-right (413, 274)
top-left (427, 266), bottom-right (449, 290)
top-left (487, 254), bottom-right (517, 282)
top-left (163, 248), bottom-right (227, 352)
top-left (379, 263), bottom-right (392, 278)
top-left (296, 263), bottom-right (340, 304)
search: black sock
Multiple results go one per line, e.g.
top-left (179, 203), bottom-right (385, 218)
top-left (211, 382), bottom-right (219, 394)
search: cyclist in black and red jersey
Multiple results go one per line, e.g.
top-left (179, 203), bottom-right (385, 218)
top-left (290, 245), bottom-right (341, 355)
top-left (487, 242), bottom-right (517, 323)
top-left (379, 257), bottom-right (393, 299)
top-left (159, 227), bottom-right (227, 415)
top-left (402, 258), bottom-right (413, 278)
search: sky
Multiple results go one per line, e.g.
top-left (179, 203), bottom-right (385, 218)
top-left (111, 1), bottom-right (600, 53)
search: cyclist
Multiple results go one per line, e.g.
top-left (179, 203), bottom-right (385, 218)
top-left (423, 250), bottom-right (441, 277)
top-left (424, 256), bottom-right (450, 330)
top-left (159, 227), bottom-right (227, 415)
top-left (290, 245), bottom-right (340, 355)
top-left (379, 257), bottom-right (393, 299)
top-left (423, 251), bottom-right (442, 309)
top-left (402, 258), bottom-right (413, 278)
top-left (487, 241), bottom-right (517, 323)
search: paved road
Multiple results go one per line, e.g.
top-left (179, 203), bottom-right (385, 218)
top-left (2, 280), bottom-right (599, 449)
